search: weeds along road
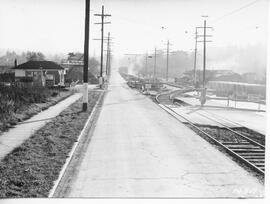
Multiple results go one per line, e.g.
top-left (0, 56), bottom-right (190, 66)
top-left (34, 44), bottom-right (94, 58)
top-left (58, 70), bottom-right (263, 198)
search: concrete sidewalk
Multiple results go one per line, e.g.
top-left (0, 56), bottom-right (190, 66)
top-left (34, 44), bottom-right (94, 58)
top-left (65, 71), bottom-right (264, 198)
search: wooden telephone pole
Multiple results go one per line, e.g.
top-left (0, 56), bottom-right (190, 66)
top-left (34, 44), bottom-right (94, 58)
top-left (166, 40), bottom-right (173, 82)
top-left (105, 32), bottom-right (111, 76)
top-left (196, 18), bottom-right (213, 106)
top-left (193, 27), bottom-right (198, 87)
top-left (82, 0), bottom-right (90, 111)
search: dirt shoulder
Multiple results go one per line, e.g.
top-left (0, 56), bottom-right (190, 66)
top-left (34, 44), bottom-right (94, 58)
top-left (0, 90), bottom-right (102, 198)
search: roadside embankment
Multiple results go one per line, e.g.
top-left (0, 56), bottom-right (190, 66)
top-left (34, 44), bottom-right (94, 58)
top-left (0, 90), bottom-right (103, 198)
top-left (0, 85), bottom-right (72, 134)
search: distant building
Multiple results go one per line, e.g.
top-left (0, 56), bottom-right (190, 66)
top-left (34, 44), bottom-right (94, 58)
top-left (61, 52), bottom-right (84, 67)
top-left (12, 61), bottom-right (65, 87)
top-left (211, 69), bottom-right (234, 77)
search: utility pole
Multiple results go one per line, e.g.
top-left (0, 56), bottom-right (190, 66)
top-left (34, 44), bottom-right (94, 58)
top-left (193, 27), bottom-right (198, 87)
top-left (105, 32), bottom-right (110, 76)
top-left (166, 41), bottom-right (169, 81)
top-left (108, 46), bottom-right (111, 76)
top-left (94, 6), bottom-right (111, 87)
top-left (108, 48), bottom-right (111, 76)
top-left (145, 54), bottom-right (153, 79)
top-left (203, 20), bottom-right (206, 90)
top-left (166, 40), bottom-right (172, 82)
top-left (196, 17), bottom-right (213, 106)
top-left (100, 6), bottom-right (104, 79)
top-left (154, 48), bottom-right (157, 81)
top-left (82, 0), bottom-right (90, 111)
top-left (145, 53), bottom-right (148, 78)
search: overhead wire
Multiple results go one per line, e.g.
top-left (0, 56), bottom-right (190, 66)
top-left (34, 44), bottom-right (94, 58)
top-left (91, 1), bottom-right (265, 54)
top-left (210, 0), bottom-right (262, 24)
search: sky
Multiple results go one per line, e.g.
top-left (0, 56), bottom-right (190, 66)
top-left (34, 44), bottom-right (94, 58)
top-left (0, 0), bottom-right (268, 58)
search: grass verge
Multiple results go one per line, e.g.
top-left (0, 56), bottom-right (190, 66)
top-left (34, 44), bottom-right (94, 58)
top-left (0, 90), bottom-right (102, 198)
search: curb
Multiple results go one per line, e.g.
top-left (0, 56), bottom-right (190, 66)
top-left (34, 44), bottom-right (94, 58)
top-left (48, 91), bottom-right (105, 198)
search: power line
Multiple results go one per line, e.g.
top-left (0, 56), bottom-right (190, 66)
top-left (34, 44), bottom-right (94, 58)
top-left (211, 0), bottom-right (261, 23)
top-left (184, 0), bottom-right (263, 42)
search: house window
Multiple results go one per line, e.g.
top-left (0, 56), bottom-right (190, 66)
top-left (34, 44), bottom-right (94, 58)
top-left (26, 71), bottom-right (33, 77)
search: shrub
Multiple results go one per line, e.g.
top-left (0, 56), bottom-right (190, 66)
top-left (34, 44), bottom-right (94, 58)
top-left (0, 96), bottom-right (14, 118)
top-left (0, 84), bottom-right (55, 120)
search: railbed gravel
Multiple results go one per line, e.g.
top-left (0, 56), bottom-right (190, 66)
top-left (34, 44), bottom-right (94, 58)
top-left (185, 124), bottom-right (264, 183)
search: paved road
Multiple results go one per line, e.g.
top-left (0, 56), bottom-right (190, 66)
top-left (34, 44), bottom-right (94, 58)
top-left (65, 71), bottom-right (263, 198)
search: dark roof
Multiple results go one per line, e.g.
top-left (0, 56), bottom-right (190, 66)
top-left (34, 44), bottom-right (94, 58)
top-left (12, 61), bottom-right (64, 70)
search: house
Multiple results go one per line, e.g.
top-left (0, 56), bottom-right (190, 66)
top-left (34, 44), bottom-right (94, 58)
top-left (12, 60), bottom-right (65, 87)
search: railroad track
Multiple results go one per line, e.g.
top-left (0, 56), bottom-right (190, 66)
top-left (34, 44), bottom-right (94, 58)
top-left (156, 92), bottom-right (265, 176)
top-left (156, 86), bottom-right (194, 104)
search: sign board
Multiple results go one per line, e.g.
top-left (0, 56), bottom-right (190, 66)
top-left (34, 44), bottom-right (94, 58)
top-left (145, 84), bottom-right (151, 89)
top-left (46, 80), bottom-right (54, 87)
top-left (46, 74), bottom-right (54, 80)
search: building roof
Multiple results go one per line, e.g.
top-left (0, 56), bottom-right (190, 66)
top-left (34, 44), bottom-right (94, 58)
top-left (12, 61), bottom-right (64, 70)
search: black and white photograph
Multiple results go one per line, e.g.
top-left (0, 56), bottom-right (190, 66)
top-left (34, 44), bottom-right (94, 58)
top-left (0, 0), bottom-right (269, 201)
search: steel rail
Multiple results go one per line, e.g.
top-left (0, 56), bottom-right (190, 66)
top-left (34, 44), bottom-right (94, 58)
top-left (156, 92), bottom-right (265, 176)
top-left (201, 109), bottom-right (265, 135)
top-left (194, 111), bottom-right (265, 149)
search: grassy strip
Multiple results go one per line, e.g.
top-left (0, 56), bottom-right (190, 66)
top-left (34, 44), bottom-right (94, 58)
top-left (0, 90), bottom-right (101, 198)
top-left (0, 90), bottom-right (72, 133)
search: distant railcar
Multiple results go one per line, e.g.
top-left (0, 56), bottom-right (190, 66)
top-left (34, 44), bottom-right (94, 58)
top-left (207, 81), bottom-right (266, 99)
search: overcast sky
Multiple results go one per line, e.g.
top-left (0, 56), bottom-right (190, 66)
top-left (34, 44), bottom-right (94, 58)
top-left (0, 0), bottom-right (268, 58)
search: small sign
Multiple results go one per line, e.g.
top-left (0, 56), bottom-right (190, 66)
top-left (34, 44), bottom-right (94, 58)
top-left (46, 74), bottom-right (54, 80)
top-left (145, 84), bottom-right (151, 89)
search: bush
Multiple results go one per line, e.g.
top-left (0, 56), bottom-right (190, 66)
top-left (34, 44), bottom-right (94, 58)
top-left (0, 96), bottom-right (14, 119)
top-left (0, 73), bottom-right (15, 83)
top-left (0, 84), bottom-right (55, 122)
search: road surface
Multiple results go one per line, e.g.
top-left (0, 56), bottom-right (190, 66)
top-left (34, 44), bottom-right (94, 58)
top-left (63, 71), bottom-right (263, 198)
